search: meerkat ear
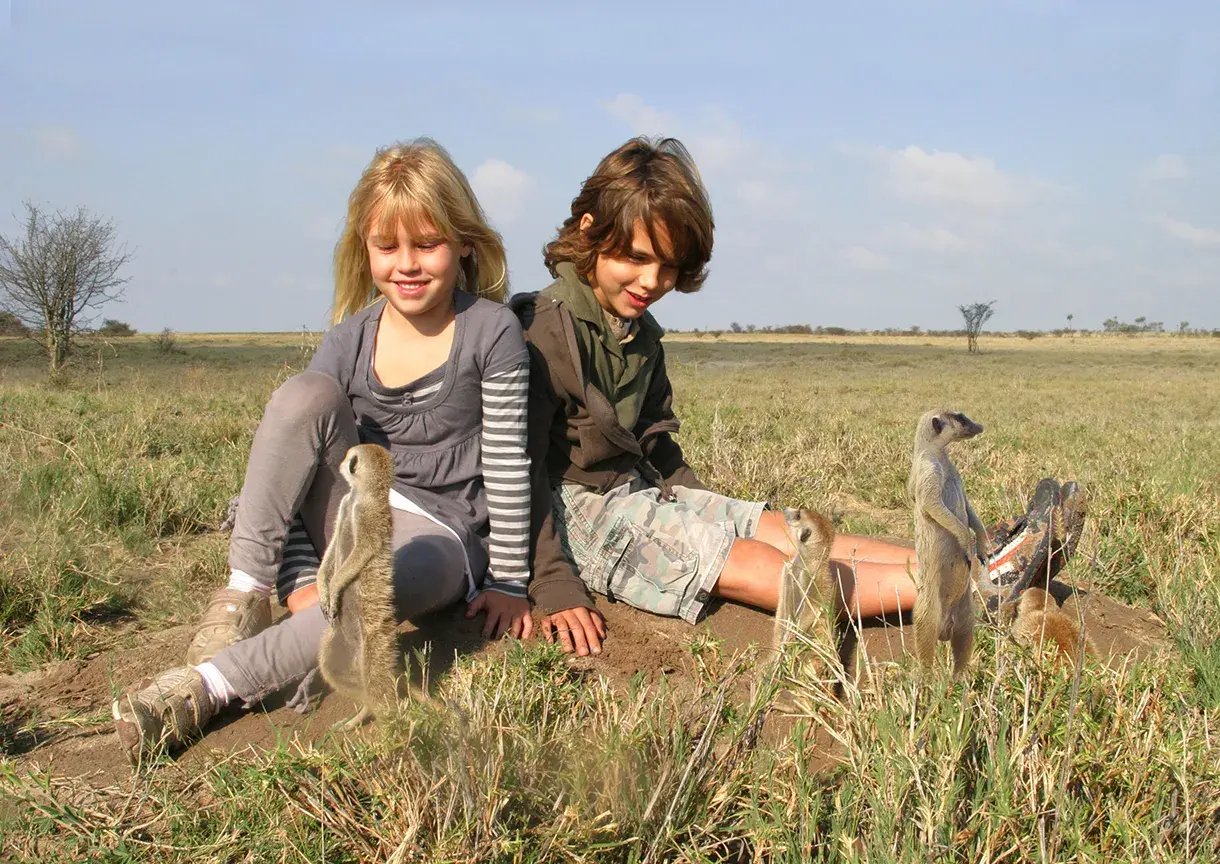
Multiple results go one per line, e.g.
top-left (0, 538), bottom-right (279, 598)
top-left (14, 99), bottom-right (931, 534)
top-left (348, 453), bottom-right (359, 474)
top-left (932, 416), bottom-right (944, 435)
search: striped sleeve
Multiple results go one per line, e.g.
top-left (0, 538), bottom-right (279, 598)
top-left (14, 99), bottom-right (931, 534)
top-left (480, 361), bottom-right (531, 597)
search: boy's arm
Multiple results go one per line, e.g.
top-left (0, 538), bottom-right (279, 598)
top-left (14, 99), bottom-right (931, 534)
top-left (636, 344), bottom-right (708, 492)
top-left (523, 342), bottom-right (599, 614)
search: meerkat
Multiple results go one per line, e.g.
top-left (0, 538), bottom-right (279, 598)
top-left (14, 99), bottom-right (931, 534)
top-left (773, 507), bottom-right (837, 653)
top-left (316, 443), bottom-right (405, 728)
top-left (1010, 587), bottom-right (1096, 667)
top-left (909, 409), bottom-right (990, 680)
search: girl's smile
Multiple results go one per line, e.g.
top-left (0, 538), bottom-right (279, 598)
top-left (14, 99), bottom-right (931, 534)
top-left (366, 215), bottom-right (470, 329)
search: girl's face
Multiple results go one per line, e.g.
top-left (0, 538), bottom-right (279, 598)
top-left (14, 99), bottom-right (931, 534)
top-left (366, 215), bottom-right (470, 325)
top-left (582, 215), bottom-right (678, 320)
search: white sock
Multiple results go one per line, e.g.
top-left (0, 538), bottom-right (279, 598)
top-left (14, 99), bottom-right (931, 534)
top-left (227, 570), bottom-right (272, 595)
top-left (194, 662), bottom-right (238, 710)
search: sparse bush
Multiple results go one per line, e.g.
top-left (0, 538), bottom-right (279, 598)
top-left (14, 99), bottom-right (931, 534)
top-left (152, 327), bottom-right (183, 354)
top-left (0, 310), bottom-right (28, 336)
top-left (97, 318), bottom-right (136, 336)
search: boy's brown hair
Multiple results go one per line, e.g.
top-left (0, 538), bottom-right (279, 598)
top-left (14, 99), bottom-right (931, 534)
top-left (544, 137), bottom-right (714, 293)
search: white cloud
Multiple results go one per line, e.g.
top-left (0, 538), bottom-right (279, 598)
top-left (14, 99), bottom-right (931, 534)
top-left (602, 93), bottom-right (675, 136)
top-left (842, 245), bottom-right (892, 271)
top-left (29, 125), bottom-right (85, 160)
top-left (601, 95), bottom-right (801, 218)
top-left (894, 223), bottom-right (969, 253)
top-left (874, 145), bottom-right (1050, 208)
top-left (471, 158), bottom-right (534, 227)
top-left (1154, 214), bottom-right (1220, 247)
top-left (1145, 153), bottom-right (1189, 182)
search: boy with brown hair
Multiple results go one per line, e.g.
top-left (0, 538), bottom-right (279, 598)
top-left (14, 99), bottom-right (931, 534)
top-left (516, 137), bottom-right (1082, 656)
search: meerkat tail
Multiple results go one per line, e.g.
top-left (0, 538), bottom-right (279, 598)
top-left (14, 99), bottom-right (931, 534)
top-left (948, 593), bottom-right (975, 680)
top-left (912, 585), bottom-right (941, 670)
top-left (319, 618), bottom-right (367, 710)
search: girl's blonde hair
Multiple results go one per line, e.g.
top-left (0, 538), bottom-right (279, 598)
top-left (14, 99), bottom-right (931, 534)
top-left (332, 139), bottom-right (508, 324)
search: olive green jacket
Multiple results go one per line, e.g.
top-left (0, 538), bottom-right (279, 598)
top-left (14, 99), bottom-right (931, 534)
top-left (510, 266), bottom-right (706, 612)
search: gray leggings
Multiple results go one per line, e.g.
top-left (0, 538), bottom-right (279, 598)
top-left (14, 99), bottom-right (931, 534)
top-left (210, 371), bottom-right (467, 704)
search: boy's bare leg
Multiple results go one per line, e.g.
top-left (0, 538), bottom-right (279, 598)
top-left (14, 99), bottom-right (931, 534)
top-left (713, 510), bottom-right (918, 619)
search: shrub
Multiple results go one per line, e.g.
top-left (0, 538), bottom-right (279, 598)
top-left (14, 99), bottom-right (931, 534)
top-left (97, 318), bottom-right (136, 336)
top-left (0, 311), bottom-right (28, 336)
top-left (152, 327), bottom-right (184, 354)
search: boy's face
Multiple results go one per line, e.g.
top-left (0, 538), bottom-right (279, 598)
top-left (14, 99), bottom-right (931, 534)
top-left (582, 215), bottom-right (678, 320)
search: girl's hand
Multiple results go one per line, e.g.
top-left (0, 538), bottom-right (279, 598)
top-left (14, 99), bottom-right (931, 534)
top-left (465, 590), bottom-right (533, 640)
top-left (538, 607), bottom-right (606, 656)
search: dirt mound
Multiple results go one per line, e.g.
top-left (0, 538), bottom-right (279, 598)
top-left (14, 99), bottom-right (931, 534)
top-left (0, 578), bottom-right (1169, 789)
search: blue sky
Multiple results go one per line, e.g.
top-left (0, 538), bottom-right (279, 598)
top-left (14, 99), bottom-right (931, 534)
top-left (2, 1), bottom-right (1217, 332)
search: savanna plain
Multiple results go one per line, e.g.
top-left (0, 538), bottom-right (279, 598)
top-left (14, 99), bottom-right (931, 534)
top-left (0, 331), bottom-right (1217, 862)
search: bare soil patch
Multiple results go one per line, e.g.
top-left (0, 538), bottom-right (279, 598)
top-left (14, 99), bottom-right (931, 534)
top-left (1, 579), bottom-right (1168, 791)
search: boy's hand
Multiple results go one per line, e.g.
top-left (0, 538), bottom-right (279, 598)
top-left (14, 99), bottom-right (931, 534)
top-left (538, 607), bottom-right (606, 656)
top-left (466, 591), bottom-right (533, 640)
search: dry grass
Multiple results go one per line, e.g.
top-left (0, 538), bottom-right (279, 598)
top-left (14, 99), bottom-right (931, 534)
top-left (1, 332), bottom-right (1217, 861)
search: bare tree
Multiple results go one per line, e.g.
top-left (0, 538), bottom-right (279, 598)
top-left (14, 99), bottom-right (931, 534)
top-left (0, 202), bottom-right (131, 372)
top-left (958, 301), bottom-right (996, 353)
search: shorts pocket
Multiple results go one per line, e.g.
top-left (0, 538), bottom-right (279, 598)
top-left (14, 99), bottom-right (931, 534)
top-left (598, 518), bottom-right (699, 618)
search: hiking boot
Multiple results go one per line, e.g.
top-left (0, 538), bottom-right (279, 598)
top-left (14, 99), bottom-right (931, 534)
top-left (112, 666), bottom-right (216, 765)
top-left (184, 587), bottom-right (271, 666)
top-left (1050, 481), bottom-right (1087, 572)
top-left (979, 478), bottom-right (1059, 614)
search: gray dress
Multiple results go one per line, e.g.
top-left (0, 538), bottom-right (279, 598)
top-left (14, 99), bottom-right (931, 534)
top-left (211, 292), bottom-right (527, 705)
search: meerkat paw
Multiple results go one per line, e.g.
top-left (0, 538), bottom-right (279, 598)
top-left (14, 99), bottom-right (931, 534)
top-left (334, 706), bottom-right (373, 731)
top-left (319, 592), bottom-right (341, 621)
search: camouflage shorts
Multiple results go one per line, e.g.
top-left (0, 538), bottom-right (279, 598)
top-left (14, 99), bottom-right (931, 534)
top-left (553, 474), bottom-right (765, 623)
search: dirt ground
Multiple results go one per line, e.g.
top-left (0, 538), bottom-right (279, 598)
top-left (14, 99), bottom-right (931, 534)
top-left (0, 578), bottom-right (1169, 791)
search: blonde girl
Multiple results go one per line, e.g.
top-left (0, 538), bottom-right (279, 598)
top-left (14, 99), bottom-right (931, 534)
top-left (113, 139), bottom-right (595, 762)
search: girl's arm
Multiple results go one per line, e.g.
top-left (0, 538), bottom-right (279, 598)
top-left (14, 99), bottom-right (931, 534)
top-left (479, 362), bottom-right (532, 597)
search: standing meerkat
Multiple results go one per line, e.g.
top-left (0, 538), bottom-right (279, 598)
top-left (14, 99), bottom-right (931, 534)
top-left (1010, 587), bottom-right (1096, 667)
top-left (773, 507), bottom-right (837, 654)
top-left (317, 443), bottom-right (405, 728)
top-left (909, 409), bottom-right (989, 680)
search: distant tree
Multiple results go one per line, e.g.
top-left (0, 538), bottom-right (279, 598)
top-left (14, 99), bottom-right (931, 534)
top-left (98, 318), bottom-right (136, 336)
top-left (958, 301), bottom-right (996, 353)
top-left (0, 310), bottom-right (27, 336)
top-left (0, 202), bottom-right (131, 372)
top-left (746, 323), bottom-right (756, 333)
top-left (1179, 320), bottom-right (1190, 334)
top-left (730, 321), bottom-right (743, 333)
top-left (1066, 313), bottom-right (1074, 333)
